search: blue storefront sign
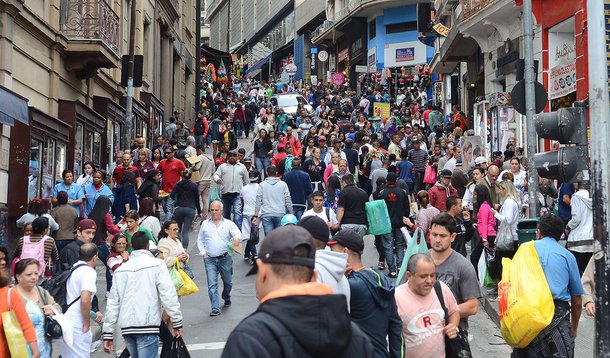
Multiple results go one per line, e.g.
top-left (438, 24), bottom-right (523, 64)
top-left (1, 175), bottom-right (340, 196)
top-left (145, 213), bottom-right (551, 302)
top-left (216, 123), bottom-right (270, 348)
top-left (396, 47), bottom-right (415, 62)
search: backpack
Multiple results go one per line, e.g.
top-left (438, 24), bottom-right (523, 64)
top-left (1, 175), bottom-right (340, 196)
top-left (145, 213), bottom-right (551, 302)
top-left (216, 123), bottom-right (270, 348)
top-left (194, 119), bottom-right (205, 135)
top-left (39, 263), bottom-right (87, 312)
top-left (21, 235), bottom-right (48, 277)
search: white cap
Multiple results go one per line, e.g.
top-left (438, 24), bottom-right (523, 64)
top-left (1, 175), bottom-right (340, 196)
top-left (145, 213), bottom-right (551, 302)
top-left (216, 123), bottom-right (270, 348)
top-left (474, 156), bottom-right (487, 165)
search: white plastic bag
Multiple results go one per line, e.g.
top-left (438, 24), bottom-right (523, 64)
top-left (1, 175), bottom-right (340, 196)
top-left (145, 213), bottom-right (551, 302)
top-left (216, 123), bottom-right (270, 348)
top-left (51, 306), bottom-right (73, 347)
top-left (401, 227), bottom-right (412, 244)
top-left (477, 250), bottom-right (487, 286)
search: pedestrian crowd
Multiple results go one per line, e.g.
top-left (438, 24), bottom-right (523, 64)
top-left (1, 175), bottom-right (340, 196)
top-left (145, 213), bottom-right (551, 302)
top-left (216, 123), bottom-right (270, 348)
top-left (0, 78), bottom-right (595, 358)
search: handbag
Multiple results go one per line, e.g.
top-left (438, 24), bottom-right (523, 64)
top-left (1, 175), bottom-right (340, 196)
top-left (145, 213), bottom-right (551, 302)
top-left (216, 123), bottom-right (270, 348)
top-left (423, 164), bottom-right (437, 184)
top-left (495, 219), bottom-right (515, 252)
top-left (433, 282), bottom-right (472, 358)
top-left (249, 221), bottom-right (260, 245)
top-left (2, 288), bottom-right (30, 357)
top-left (176, 261), bottom-right (199, 297)
top-left (161, 337), bottom-right (191, 358)
top-left (182, 262), bottom-right (195, 279)
top-left (37, 287), bottom-right (63, 339)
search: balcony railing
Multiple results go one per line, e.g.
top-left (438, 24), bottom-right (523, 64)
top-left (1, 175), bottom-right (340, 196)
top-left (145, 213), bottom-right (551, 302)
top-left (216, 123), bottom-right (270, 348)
top-left (460, 0), bottom-right (496, 22)
top-left (60, 0), bottom-right (120, 53)
top-left (312, 0), bottom-right (374, 39)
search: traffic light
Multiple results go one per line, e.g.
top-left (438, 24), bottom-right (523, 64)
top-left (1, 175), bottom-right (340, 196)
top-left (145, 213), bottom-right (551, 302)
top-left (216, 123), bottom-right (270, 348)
top-left (533, 107), bottom-right (589, 183)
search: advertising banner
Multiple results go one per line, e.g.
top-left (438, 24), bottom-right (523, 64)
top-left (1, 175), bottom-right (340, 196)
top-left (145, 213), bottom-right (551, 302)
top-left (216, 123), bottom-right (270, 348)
top-left (549, 62), bottom-right (576, 100)
top-left (373, 102), bottom-right (391, 119)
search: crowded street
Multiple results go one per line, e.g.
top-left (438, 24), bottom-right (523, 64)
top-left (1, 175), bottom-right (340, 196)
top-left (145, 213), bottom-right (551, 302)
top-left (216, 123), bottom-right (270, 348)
top-left (1, 0), bottom-right (609, 357)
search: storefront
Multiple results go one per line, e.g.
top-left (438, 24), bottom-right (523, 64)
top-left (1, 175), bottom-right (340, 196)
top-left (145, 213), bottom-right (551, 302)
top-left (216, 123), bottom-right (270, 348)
top-left (120, 97), bottom-right (149, 142)
top-left (93, 96), bottom-right (126, 172)
top-left (141, 91), bottom-right (165, 145)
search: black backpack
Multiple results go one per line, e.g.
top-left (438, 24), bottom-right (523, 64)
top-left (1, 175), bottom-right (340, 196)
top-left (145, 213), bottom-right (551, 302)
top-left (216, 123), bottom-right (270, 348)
top-left (39, 263), bottom-right (87, 312)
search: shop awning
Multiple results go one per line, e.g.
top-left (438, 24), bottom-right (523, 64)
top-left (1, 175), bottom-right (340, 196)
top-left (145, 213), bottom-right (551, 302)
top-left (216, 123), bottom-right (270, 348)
top-left (0, 85), bottom-right (29, 126)
top-left (246, 54), bottom-right (272, 76)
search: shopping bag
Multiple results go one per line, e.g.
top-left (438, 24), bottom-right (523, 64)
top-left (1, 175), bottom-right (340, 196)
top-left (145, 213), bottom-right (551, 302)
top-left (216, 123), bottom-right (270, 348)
top-left (161, 337), bottom-right (191, 358)
top-left (2, 288), bottom-right (30, 357)
top-left (170, 262), bottom-right (184, 290)
top-left (209, 186), bottom-right (221, 205)
top-left (396, 228), bottom-right (428, 284)
top-left (365, 200), bottom-right (392, 235)
top-left (496, 219), bottom-right (515, 252)
top-left (423, 165), bottom-right (437, 184)
top-left (176, 262), bottom-right (199, 297)
top-left (485, 247), bottom-right (501, 280)
top-left (498, 241), bottom-right (554, 348)
top-left (477, 250), bottom-right (487, 286)
top-left (400, 227), bottom-right (412, 244)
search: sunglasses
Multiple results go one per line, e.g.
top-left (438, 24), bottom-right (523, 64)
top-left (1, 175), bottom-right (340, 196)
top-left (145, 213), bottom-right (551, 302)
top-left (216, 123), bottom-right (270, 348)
top-left (164, 152), bottom-right (172, 155)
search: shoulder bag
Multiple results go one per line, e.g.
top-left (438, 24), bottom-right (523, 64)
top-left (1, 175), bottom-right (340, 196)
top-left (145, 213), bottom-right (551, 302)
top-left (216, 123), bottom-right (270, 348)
top-left (433, 281), bottom-right (472, 358)
top-left (37, 286), bottom-right (63, 339)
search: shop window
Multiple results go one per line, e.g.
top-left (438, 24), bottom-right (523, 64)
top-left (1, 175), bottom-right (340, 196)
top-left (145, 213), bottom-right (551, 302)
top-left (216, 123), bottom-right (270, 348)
top-left (42, 137), bottom-right (55, 200)
top-left (28, 139), bottom-right (42, 201)
top-left (28, 136), bottom-right (66, 201)
top-left (386, 21), bottom-right (417, 34)
top-left (74, 124), bottom-right (83, 177)
top-left (369, 19), bottom-right (376, 40)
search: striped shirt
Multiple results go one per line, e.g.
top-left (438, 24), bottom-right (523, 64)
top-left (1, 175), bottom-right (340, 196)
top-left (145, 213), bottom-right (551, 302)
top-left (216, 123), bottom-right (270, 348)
top-left (13, 235), bottom-right (60, 276)
top-left (408, 148), bottom-right (429, 172)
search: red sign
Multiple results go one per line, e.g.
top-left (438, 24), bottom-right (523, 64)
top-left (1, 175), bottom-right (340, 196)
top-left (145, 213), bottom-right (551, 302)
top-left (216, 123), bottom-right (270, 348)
top-left (331, 72), bottom-right (345, 85)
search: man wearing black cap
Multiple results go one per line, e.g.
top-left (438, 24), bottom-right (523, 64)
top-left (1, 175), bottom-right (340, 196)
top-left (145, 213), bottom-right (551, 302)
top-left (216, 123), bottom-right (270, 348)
top-left (428, 169), bottom-right (458, 212)
top-left (379, 172), bottom-right (411, 278)
top-left (328, 230), bottom-right (403, 358)
top-left (324, 137), bottom-right (347, 165)
top-left (213, 149), bottom-right (249, 230)
top-left (298, 216), bottom-right (350, 309)
top-left (222, 226), bottom-right (373, 358)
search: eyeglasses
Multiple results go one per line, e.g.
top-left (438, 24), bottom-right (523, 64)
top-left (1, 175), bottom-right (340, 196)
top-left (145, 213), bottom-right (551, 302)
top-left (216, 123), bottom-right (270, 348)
top-left (164, 152), bottom-right (172, 155)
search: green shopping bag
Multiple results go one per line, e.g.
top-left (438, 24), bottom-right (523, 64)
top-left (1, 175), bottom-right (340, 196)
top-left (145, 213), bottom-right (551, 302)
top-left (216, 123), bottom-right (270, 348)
top-left (396, 227), bottom-right (428, 284)
top-left (170, 262), bottom-right (184, 290)
top-left (365, 200), bottom-right (392, 235)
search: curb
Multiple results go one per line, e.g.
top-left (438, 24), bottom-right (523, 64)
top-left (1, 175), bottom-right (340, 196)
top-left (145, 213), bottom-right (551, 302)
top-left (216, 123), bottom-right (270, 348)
top-left (480, 290), bottom-right (501, 329)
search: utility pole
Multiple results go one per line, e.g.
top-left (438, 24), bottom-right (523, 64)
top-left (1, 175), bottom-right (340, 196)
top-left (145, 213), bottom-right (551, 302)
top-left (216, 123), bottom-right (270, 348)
top-left (195, 0), bottom-right (202, 114)
top-left (124, 0), bottom-right (137, 145)
top-left (522, 0), bottom-right (539, 216)
top-left (588, 0), bottom-right (610, 356)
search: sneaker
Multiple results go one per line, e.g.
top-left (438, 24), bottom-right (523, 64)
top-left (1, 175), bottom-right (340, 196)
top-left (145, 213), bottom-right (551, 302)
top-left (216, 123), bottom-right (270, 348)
top-left (377, 262), bottom-right (385, 270)
top-left (388, 272), bottom-right (397, 279)
top-left (224, 300), bottom-right (232, 307)
top-left (249, 255), bottom-right (258, 265)
top-left (243, 253), bottom-right (250, 261)
top-left (210, 310), bottom-right (221, 316)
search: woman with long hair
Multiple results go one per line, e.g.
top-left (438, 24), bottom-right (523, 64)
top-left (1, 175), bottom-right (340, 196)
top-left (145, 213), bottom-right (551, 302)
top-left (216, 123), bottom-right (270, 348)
top-left (157, 220), bottom-right (188, 272)
top-left (76, 161), bottom-right (95, 187)
top-left (472, 184), bottom-right (497, 279)
top-left (88, 195), bottom-right (120, 293)
top-left (492, 180), bottom-right (521, 249)
top-left (113, 170), bottom-right (138, 223)
top-left (323, 152), bottom-right (341, 184)
top-left (303, 147), bottom-right (326, 192)
top-left (138, 197), bottom-right (161, 239)
top-left (500, 156), bottom-right (527, 194)
top-left (136, 169), bottom-right (161, 212)
top-left (323, 174), bottom-right (342, 213)
top-left (14, 259), bottom-right (61, 358)
top-left (134, 148), bottom-right (155, 178)
top-left (170, 171), bottom-right (201, 249)
top-left (152, 147), bottom-right (163, 168)
top-left (253, 128), bottom-right (273, 179)
top-left (0, 267), bottom-right (39, 358)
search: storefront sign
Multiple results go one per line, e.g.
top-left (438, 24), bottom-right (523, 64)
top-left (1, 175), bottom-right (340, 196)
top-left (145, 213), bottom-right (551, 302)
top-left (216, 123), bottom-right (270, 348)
top-left (368, 48), bottom-right (376, 68)
top-left (496, 37), bottom-right (520, 77)
top-left (350, 36), bottom-right (366, 63)
top-left (396, 48), bottom-right (415, 62)
top-left (285, 63), bottom-right (297, 74)
top-left (383, 41), bottom-right (427, 68)
top-left (461, 0), bottom-right (497, 21)
top-left (338, 48), bottom-right (349, 63)
top-left (549, 61), bottom-right (576, 99)
top-left (433, 23), bottom-right (450, 37)
top-left (318, 50), bottom-right (329, 62)
top-left (355, 65), bottom-right (369, 73)
top-left (332, 72), bottom-right (345, 85)
top-left (373, 102), bottom-right (391, 119)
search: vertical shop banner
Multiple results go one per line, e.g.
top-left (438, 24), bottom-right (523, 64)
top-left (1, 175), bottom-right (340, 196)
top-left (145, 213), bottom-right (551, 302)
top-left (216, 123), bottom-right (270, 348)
top-left (373, 102), bottom-right (391, 119)
top-left (549, 62), bottom-right (576, 99)
top-left (461, 136), bottom-right (482, 170)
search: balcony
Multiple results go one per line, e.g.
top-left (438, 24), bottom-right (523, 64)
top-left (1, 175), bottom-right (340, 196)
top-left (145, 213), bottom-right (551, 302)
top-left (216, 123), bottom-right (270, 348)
top-left (60, 0), bottom-right (120, 78)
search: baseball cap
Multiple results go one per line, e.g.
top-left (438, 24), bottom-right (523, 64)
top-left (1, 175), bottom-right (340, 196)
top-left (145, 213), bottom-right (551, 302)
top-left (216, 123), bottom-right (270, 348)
top-left (78, 219), bottom-right (97, 231)
top-left (327, 229), bottom-right (365, 254)
top-left (474, 156), bottom-right (487, 165)
top-left (440, 169), bottom-right (453, 177)
top-left (492, 151), bottom-right (503, 158)
top-left (412, 138), bottom-right (421, 144)
top-left (243, 157), bottom-right (252, 163)
top-left (228, 149), bottom-right (238, 156)
top-left (297, 216), bottom-right (330, 243)
top-left (248, 169), bottom-right (260, 182)
top-left (318, 136), bottom-right (326, 141)
top-left (281, 214), bottom-right (298, 226)
top-left (332, 138), bottom-right (342, 143)
top-left (246, 226), bottom-right (316, 276)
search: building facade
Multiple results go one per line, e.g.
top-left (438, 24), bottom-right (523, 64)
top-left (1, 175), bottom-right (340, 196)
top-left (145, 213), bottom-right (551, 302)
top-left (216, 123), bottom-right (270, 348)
top-left (0, 0), bottom-right (196, 246)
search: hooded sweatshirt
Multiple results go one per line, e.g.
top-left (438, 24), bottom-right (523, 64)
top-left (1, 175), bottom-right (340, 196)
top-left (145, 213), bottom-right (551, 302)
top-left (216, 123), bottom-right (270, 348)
top-left (255, 176), bottom-right (293, 218)
top-left (315, 250), bottom-right (351, 311)
top-left (567, 189), bottom-right (594, 253)
top-left (348, 269), bottom-right (403, 358)
top-left (221, 282), bottom-right (374, 358)
top-left (428, 182), bottom-right (457, 211)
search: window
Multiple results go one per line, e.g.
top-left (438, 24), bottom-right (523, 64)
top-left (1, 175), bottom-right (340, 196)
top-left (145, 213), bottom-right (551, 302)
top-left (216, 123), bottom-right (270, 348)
top-left (386, 21), bottom-right (417, 34)
top-left (369, 19), bottom-right (376, 40)
top-left (28, 136), bottom-right (66, 200)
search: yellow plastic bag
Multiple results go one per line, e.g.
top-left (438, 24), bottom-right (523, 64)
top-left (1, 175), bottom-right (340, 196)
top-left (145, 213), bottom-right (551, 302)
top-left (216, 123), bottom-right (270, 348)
top-left (176, 262), bottom-right (199, 297)
top-left (498, 241), bottom-right (555, 348)
top-left (2, 288), bottom-right (30, 357)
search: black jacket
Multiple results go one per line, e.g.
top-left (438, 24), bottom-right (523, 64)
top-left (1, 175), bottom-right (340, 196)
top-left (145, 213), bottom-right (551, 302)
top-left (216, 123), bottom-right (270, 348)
top-left (136, 179), bottom-right (160, 203)
top-left (59, 238), bottom-right (84, 271)
top-left (349, 269), bottom-right (403, 358)
top-left (380, 184), bottom-right (411, 227)
top-left (170, 179), bottom-right (201, 214)
top-left (222, 294), bottom-right (374, 358)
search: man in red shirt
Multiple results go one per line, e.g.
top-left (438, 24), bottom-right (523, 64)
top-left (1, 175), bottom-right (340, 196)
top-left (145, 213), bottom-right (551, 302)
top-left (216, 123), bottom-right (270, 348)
top-left (111, 152), bottom-right (141, 188)
top-left (157, 147), bottom-right (187, 222)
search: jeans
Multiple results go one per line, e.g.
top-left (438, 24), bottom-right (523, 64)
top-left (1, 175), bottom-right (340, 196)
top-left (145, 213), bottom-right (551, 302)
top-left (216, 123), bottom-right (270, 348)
top-left (221, 193), bottom-right (243, 230)
top-left (97, 243), bottom-right (112, 291)
top-left (124, 334), bottom-right (159, 358)
top-left (340, 224), bottom-right (368, 239)
top-left (255, 157), bottom-right (270, 179)
top-left (195, 135), bottom-right (205, 146)
top-left (203, 255), bottom-right (233, 311)
top-left (161, 196), bottom-right (175, 223)
top-left (198, 181), bottom-right (211, 220)
top-left (235, 120), bottom-right (244, 137)
top-left (261, 216), bottom-right (282, 237)
top-left (172, 207), bottom-right (196, 249)
top-left (293, 206), bottom-right (305, 220)
top-left (382, 228), bottom-right (405, 273)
